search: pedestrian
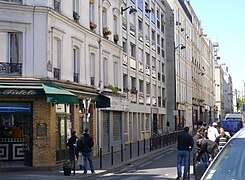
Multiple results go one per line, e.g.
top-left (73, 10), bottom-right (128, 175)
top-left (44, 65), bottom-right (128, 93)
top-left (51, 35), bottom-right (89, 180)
top-left (215, 127), bottom-right (230, 151)
top-left (67, 131), bottom-right (78, 162)
top-left (207, 122), bottom-right (219, 141)
top-left (77, 128), bottom-right (95, 175)
top-left (176, 126), bottom-right (194, 180)
top-left (196, 138), bottom-right (218, 163)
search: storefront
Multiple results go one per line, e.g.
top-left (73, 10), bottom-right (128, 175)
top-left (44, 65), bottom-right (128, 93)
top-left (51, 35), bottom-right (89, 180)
top-left (0, 80), bottom-right (110, 168)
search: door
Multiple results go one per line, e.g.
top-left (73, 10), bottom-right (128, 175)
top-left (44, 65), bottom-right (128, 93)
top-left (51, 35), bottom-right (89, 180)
top-left (153, 114), bottom-right (158, 135)
top-left (23, 115), bottom-right (33, 166)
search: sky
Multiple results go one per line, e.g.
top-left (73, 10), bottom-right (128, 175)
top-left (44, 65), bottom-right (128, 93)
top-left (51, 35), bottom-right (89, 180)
top-left (190, 0), bottom-right (245, 91)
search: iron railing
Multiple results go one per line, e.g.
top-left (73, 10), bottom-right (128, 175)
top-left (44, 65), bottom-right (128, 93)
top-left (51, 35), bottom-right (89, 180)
top-left (0, 62), bottom-right (22, 75)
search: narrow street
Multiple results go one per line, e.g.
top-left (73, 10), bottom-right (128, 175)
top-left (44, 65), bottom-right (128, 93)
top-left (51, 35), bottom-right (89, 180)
top-left (89, 147), bottom-right (195, 180)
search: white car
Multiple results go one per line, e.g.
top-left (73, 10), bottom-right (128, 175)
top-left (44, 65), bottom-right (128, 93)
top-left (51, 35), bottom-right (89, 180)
top-left (199, 127), bottom-right (245, 180)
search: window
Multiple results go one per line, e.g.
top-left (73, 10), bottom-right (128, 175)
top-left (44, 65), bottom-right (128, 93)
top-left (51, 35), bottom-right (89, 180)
top-left (145, 2), bottom-right (150, 18)
top-left (162, 63), bottom-right (165, 73)
top-left (151, 4), bottom-right (155, 24)
top-left (139, 80), bottom-right (144, 93)
top-left (73, 46), bottom-right (79, 82)
top-left (103, 58), bottom-right (108, 86)
top-left (8, 32), bottom-right (22, 64)
top-left (73, 0), bottom-right (79, 13)
top-left (146, 82), bottom-right (151, 94)
top-left (113, 61), bottom-right (118, 87)
top-left (89, 1), bottom-right (95, 23)
top-left (152, 57), bottom-right (156, 68)
top-left (90, 53), bottom-right (95, 86)
top-left (130, 43), bottom-right (136, 58)
top-left (123, 40), bottom-right (127, 53)
top-left (123, 74), bottom-right (128, 89)
top-left (53, 37), bottom-right (61, 77)
top-left (138, 19), bottom-right (143, 31)
top-left (161, 37), bottom-right (164, 48)
top-left (138, 48), bottom-right (143, 63)
top-left (146, 52), bottom-right (150, 66)
top-left (131, 77), bottom-right (136, 89)
top-left (138, 0), bottom-right (143, 11)
top-left (54, 0), bottom-right (61, 12)
top-left (153, 85), bottom-right (156, 96)
top-left (102, 8), bottom-right (107, 28)
top-left (157, 34), bottom-right (160, 45)
top-left (152, 29), bottom-right (155, 41)
top-left (145, 23), bottom-right (150, 38)
top-left (130, 0), bottom-right (135, 4)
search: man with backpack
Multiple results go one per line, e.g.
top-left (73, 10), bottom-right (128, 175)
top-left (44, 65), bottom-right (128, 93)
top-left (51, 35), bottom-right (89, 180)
top-left (77, 128), bottom-right (95, 175)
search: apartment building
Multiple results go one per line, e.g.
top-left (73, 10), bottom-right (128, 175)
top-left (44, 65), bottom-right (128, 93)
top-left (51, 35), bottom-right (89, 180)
top-left (0, 0), bottom-right (122, 167)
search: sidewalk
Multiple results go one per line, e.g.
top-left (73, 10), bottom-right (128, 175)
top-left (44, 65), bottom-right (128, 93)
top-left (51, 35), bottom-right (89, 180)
top-left (0, 141), bottom-right (177, 179)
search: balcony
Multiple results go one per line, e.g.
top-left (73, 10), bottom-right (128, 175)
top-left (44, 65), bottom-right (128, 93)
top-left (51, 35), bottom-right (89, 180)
top-left (123, 54), bottom-right (128, 65)
top-left (0, 62), bottom-right (22, 76)
top-left (139, 93), bottom-right (144, 104)
top-left (138, 62), bottom-right (144, 73)
top-left (146, 95), bottom-right (151, 105)
top-left (53, 68), bottom-right (60, 80)
top-left (152, 67), bottom-right (156, 79)
top-left (145, 65), bottom-right (150, 76)
top-left (152, 96), bottom-right (157, 106)
top-left (130, 57), bottom-right (136, 69)
top-left (73, 73), bottom-right (79, 83)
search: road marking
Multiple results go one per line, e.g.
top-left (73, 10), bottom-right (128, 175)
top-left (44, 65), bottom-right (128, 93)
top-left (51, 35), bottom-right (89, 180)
top-left (138, 161), bottom-right (152, 168)
top-left (103, 173), bottom-right (114, 176)
top-left (154, 154), bottom-right (165, 160)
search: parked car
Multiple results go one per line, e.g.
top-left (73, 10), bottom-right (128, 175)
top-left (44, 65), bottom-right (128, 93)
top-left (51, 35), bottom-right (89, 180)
top-left (220, 113), bottom-right (244, 136)
top-left (198, 127), bottom-right (245, 180)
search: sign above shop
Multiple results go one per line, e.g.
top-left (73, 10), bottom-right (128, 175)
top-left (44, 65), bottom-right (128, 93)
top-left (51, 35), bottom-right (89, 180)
top-left (0, 89), bottom-right (37, 96)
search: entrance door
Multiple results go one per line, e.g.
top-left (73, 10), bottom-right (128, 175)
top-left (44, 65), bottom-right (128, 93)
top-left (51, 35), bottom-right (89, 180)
top-left (23, 115), bottom-right (33, 166)
top-left (153, 114), bottom-right (158, 135)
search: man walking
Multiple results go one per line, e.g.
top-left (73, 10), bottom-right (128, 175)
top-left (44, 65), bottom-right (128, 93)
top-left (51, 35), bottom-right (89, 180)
top-left (207, 122), bottom-right (219, 141)
top-left (176, 126), bottom-right (194, 180)
top-left (77, 128), bottom-right (95, 175)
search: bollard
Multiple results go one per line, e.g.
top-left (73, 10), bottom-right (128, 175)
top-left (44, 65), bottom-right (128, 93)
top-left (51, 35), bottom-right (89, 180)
top-left (188, 146), bottom-right (191, 180)
top-left (121, 144), bottom-right (123, 162)
top-left (111, 146), bottom-right (114, 165)
top-left (73, 146), bottom-right (76, 176)
top-left (130, 142), bottom-right (132, 159)
top-left (150, 138), bottom-right (152, 151)
top-left (137, 140), bottom-right (140, 156)
top-left (100, 148), bottom-right (102, 169)
top-left (143, 139), bottom-right (146, 154)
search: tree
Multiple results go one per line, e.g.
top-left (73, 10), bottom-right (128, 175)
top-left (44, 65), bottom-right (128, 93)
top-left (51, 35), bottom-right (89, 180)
top-left (237, 98), bottom-right (245, 112)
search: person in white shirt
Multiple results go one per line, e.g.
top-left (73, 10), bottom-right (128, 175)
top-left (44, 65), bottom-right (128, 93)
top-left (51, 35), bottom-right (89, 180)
top-left (207, 122), bottom-right (219, 141)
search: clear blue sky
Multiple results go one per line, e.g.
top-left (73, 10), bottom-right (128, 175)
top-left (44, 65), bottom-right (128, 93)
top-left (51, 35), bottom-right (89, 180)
top-left (190, 0), bottom-right (245, 91)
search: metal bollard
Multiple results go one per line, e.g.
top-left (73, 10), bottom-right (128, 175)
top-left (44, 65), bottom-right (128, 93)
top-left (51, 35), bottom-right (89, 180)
top-left (73, 146), bottom-right (76, 175)
top-left (100, 148), bottom-right (102, 169)
top-left (130, 142), bottom-right (132, 159)
top-left (137, 140), bottom-right (140, 156)
top-left (188, 146), bottom-right (191, 180)
top-left (111, 146), bottom-right (114, 165)
top-left (144, 139), bottom-right (146, 154)
top-left (121, 144), bottom-right (123, 162)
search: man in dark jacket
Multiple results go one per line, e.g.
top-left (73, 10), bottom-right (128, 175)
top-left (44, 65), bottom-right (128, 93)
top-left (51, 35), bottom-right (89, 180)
top-left (176, 126), bottom-right (194, 179)
top-left (196, 138), bottom-right (218, 162)
top-left (67, 131), bottom-right (78, 161)
top-left (77, 128), bottom-right (95, 174)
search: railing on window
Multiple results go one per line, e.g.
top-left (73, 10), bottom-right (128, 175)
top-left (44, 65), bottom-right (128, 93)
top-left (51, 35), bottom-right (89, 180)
top-left (53, 68), bottom-right (60, 80)
top-left (73, 73), bottom-right (79, 83)
top-left (0, 62), bottom-right (22, 75)
top-left (54, 0), bottom-right (60, 12)
top-left (90, 77), bottom-right (95, 86)
top-left (0, 0), bottom-right (22, 3)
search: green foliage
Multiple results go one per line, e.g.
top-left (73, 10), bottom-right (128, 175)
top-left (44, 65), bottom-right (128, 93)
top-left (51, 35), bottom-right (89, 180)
top-left (237, 98), bottom-right (245, 112)
top-left (63, 160), bottom-right (72, 168)
top-left (104, 85), bottom-right (121, 94)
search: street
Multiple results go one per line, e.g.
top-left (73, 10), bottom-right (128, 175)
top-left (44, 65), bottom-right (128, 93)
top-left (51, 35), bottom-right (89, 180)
top-left (88, 147), bottom-right (195, 180)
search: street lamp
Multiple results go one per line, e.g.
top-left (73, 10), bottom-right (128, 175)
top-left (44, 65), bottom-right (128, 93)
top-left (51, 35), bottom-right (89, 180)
top-left (174, 43), bottom-right (186, 130)
top-left (121, 6), bottom-right (137, 15)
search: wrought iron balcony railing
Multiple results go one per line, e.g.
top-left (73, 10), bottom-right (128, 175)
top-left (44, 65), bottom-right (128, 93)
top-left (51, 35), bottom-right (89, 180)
top-left (73, 73), bottom-right (79, 83)
top-left (0, 62), bottom-right (22, 75)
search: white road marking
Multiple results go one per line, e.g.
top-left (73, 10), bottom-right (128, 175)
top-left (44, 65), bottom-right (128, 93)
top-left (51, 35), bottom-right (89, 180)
top-left (154, 154), bottom-right (165, 160)
top-left (102, 173), bottom-right (115, 176)
top-left (138, 161), bottom-right (152, 168)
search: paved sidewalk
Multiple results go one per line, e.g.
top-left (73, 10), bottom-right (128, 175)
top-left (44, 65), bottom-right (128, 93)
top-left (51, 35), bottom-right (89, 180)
top-left (0, 141), bottom-right (177, 180)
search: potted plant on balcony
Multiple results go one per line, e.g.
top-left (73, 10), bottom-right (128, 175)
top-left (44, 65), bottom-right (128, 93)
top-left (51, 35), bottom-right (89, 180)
top-left (131, 87), bottom-right (138, 94)
top-left (73, 11), bottom-right (80, 22)
top-left (103, 27), bottom-right (112, 36)
top-left (90, 21), bottom-right (97, 30)
top-left (63, 160), bottom-right (72, 176)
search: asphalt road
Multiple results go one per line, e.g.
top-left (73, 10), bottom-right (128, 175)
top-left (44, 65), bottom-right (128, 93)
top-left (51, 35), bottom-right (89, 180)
top-left (88, 147), bottom-right (196, 180)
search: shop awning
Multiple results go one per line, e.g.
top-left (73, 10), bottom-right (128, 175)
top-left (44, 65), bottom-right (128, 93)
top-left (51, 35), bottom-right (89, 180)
top-left (42, 83), bottom-right (78, 104)
top-left (65, 88), bottom-right (110, 108)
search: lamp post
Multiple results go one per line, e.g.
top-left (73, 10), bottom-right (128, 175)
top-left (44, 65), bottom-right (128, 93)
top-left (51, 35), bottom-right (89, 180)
top-left (121, 6), bottom-right (137, 15)
top-left (174, 43), bottom-right (186, 130)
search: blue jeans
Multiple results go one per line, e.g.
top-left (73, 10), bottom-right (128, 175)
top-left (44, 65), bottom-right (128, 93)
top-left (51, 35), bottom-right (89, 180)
top-left (177, 150), bottom-right (190, 178)
top-left (82, 152), bottom-right (94, 174)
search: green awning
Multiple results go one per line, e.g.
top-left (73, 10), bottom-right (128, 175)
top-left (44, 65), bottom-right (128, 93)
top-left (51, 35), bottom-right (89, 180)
top-left (42, 83), bottom-right (78, 104)
top-left (95, 94), bottom-right (110, 108)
